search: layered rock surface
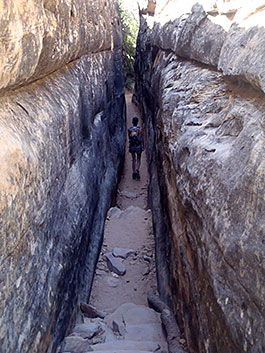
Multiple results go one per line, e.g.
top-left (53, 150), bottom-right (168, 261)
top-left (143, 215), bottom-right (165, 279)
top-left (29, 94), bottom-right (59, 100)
top-left (0, 0), bottom-right (121, 92)
top-left (0, 1), bottom-right (125, 352)
top-left (135, 1), bottom-right (265, 353)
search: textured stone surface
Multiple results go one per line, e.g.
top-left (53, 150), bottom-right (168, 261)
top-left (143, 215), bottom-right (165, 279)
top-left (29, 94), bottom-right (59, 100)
top-left (0, 0), bottom-right (122, 93)
top-left (152, 3), bottom-right (226, 67)
top-left (71, 322), bottom-right (102, 339)
top-left (62, 336), bottom-right (93, 352)
top-left (218, 22), bottom-right (265, 93)
top-left (0, 1), bottom-right (125, 351)
top-left (135, 2), bottom-right (265, 353)
top-left (0, 50), bottom-right (125, 353)
top-left (145, 1), bottom-right (265, 92)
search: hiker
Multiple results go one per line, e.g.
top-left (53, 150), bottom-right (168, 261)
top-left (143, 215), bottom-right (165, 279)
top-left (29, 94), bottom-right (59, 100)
top-left (128, 117), bottom-right (144, 180)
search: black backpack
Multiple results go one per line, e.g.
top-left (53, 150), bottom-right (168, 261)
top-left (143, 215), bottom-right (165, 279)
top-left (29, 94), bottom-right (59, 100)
top-left (129, 126), bottom-right (141, 146)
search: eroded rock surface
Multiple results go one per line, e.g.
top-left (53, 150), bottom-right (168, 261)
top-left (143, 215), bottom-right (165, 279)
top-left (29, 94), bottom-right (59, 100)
top-left (135, 1), bottom-right (265, 353)
top-left (0, 1), bottom-right (125, 352)
top-left (0, 0), bottom-right (121, 92)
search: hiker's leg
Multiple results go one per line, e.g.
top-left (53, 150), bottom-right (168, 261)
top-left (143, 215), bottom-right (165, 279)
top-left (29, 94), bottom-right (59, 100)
top-left (135, 152), bottom-right (142, 180)
top-left (131, 152), bottom-right (136, 173)
top-left (136, 152), bottom-right (141, 171)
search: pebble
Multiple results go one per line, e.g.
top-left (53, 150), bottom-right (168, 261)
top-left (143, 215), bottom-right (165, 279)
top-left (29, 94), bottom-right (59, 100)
top-left (105, 277), bottom-right (120, 288)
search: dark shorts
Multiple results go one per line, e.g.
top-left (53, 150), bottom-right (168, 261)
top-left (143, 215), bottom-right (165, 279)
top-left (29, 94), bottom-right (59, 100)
top-left (129, 144), bottom-right (143, 154)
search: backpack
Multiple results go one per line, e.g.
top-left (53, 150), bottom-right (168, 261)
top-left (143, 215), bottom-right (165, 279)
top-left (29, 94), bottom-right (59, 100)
top-left (129, 126), bottom-right (141, 146)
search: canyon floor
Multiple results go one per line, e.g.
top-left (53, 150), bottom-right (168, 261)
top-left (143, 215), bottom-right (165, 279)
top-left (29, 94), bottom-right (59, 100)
top-left (59, 92), bottom-right (169, 352)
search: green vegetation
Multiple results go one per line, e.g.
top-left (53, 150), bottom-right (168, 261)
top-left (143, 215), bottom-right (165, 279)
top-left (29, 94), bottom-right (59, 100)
top-left (116, 0), bottom-right (139, 89)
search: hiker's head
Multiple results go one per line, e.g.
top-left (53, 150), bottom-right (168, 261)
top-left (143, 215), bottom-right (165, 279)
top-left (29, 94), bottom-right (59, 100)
top-left (132, 117), bottom-right (139, 126)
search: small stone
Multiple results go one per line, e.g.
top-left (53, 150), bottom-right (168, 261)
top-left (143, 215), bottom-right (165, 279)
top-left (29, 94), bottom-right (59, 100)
top-left (144, 255), bottom-right (153, 263)
top-left (105, 277), bottom-right (120, 288)
top-left (80, 303), bottom-right (106, 319)
top-left (107, 207), bottom-right (125, 219)
top-left (142, 267), bottom-right (150, 276)
top-left (105, 252), bottom-right (126, 276)
top-left (179, 338), bottom-right (186, 345)
top-left (112, 247), bottom-right (136, 259)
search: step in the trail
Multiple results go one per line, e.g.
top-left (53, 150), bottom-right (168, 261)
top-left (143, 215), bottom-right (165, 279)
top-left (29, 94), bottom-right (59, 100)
top-left (91, 339), bottom-right (167, 351)
top-left (60, 302), bottom-right (168, 353)
top-left (104, 302), bottom-right (161, 326)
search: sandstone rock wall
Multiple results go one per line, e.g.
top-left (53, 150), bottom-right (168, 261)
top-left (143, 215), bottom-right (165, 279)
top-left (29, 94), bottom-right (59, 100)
top-left (0, 0), bottom-right (121, 92)
top-left (0, 1), bottom-right (125, 352)
top-left (135, 1), bottom-right (265, 353)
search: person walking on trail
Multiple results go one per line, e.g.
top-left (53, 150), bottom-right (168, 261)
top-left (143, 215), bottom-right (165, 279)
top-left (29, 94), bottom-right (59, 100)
top-left (128, 117), bottom-right (144, 180)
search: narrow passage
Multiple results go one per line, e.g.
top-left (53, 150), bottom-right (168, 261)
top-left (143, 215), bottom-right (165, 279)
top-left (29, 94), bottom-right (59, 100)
top-left (60, 92), bottom-right (168, 352)
top-left (89, 90), bottom-right (157, 309)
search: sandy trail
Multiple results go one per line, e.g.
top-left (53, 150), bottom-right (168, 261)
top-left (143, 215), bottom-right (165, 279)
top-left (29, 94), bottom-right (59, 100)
top-left (89, 91), bottom-right (158, 310)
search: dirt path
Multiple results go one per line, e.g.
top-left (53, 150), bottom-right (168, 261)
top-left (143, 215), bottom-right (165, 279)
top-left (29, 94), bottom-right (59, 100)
top-left (89, 91), bottom-right (157, 309)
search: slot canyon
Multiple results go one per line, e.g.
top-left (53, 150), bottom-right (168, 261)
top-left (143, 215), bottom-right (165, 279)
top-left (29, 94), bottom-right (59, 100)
top-left (0, 1), bottom-right (264, 353)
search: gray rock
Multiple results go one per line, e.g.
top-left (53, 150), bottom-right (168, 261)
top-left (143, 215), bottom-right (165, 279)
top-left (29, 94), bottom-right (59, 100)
top-left (105, 276), bottom-right (120, 288)
top-left (62, 336), bottom-right (93, 352)
top-left (80, 303), bottom-right (106, 319)
top-left (71, 322), bottom-right (101, 339)
top-left (105, 253), bottom-right (126, 276)
top-left (112, 247), bottom-right (136, 259)
top-left (107, 207), bottom-right (125, 219)
top-left (143, 255), bottom-right (153, 263)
